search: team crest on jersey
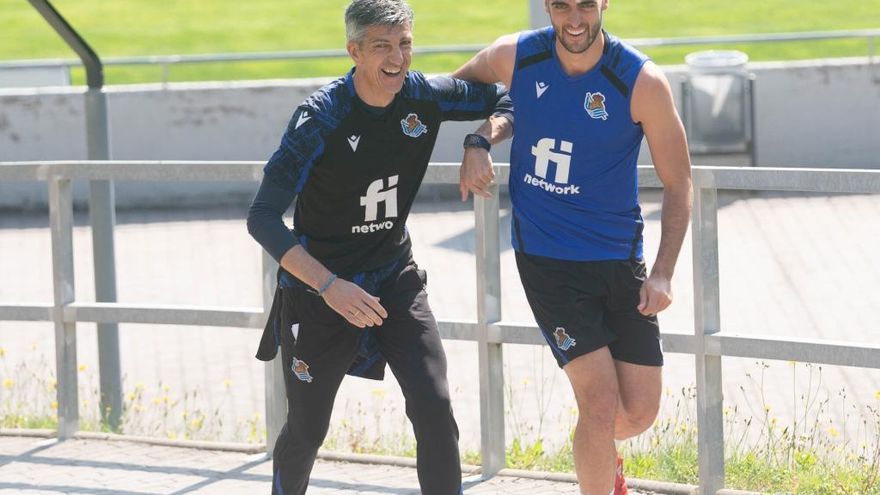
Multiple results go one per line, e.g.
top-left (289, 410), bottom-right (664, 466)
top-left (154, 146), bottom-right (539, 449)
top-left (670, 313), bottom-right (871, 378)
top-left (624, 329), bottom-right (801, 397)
top-left (400, 113), bottom-right (428, 138)
top-left (291, 357), bottom-right (313, 383)
top-left (554, 327), bottom-right (577, 351)
top-left (584, 92), bottom-right (609, 120)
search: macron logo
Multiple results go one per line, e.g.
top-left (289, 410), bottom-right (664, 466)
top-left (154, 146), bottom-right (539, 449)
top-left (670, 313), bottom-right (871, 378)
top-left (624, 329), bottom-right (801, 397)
top-left (348, 135), bottom-right (360, 152)
top-left (295, 111), bottom-right (311, 129)
top-left (535, 81), bottom-right (549, 99)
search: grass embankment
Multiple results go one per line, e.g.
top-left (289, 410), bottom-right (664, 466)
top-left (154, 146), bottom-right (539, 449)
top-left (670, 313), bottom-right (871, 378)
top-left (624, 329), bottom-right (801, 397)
top-left (0, 0), bottom-right (877, 84)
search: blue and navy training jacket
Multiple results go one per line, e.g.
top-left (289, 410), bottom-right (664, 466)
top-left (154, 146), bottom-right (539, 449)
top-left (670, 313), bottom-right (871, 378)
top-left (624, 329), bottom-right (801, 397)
top-left (261, 68), bottom-right (506, 277)
top-left (252, 68), bottom-right (506, 376)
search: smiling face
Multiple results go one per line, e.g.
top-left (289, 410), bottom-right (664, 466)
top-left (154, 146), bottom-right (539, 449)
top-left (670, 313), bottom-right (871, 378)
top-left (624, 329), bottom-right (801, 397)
top-left (546, 0), bottom-right (607, 55)
top-left (348, 23), bottom-right (413, 107)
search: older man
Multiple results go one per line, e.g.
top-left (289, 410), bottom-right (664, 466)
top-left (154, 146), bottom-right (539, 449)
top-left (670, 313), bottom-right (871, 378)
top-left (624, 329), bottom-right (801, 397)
top-left (247, 1), bottom-right (509, 493)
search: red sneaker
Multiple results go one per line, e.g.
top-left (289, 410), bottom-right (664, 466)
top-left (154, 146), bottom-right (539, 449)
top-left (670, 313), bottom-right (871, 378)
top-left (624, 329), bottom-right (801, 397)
top-left (614, 457), bottom-right (628, 495)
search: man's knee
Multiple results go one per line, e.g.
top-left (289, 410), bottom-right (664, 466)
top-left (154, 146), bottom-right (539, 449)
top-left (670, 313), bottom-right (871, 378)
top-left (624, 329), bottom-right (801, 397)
top-left (574, 381), bottom-right (620, 425)
top-left (617, 400), bottom-right (659, 436)
top-left (285, 411), bottom-right (332, 452)
top-left (406, 394), bottom-right (453, 421)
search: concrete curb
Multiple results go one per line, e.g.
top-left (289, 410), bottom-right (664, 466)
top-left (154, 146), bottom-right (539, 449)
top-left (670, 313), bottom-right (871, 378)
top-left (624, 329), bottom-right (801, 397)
top-left (0, 428), bottom-right (265, 454)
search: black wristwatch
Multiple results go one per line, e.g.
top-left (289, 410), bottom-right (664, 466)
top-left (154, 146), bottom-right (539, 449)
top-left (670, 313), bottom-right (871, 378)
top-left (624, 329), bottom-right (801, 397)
top-left (463, 133), bottom-right (491, 152)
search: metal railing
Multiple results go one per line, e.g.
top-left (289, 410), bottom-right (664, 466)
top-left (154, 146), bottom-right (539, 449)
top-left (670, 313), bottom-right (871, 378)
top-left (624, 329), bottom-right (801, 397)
top-left (1, 29), bottom-right (877, 84)
top-left (1, 160), bottom-right (880, 494)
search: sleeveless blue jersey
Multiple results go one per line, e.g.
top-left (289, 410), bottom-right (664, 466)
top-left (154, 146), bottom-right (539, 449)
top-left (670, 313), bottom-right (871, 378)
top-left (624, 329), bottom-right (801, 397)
top-left (509, 28), bottom-right (649, 261)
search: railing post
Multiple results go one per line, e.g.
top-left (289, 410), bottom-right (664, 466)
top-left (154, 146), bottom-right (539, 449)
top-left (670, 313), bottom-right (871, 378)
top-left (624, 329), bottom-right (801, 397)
top-left (691, 173), bottom-right (724, 494)
top-left (49, 177), bottom-right (78, 438)
top-left (474, 187), bottom-right (505, 476)
top-left (262, 250), bottom-right (285, 455)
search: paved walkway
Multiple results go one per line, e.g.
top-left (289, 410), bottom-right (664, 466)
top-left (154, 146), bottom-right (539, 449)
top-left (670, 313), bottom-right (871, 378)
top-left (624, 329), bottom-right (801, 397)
top-left (0, 435), bottom-right (650, 495)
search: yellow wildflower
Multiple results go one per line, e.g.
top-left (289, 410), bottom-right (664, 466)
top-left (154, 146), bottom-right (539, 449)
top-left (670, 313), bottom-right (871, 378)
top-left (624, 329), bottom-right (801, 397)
top-left (2, 378), bottom-right (13, 390)
top-left (78, 364), bottom-right (87, 373)
top-left (50, 401), bottom-right (58, 410)
top-left (828, 426), bottom-right (840, 438)
top-left (0, 347), bottom-right (6, 358)
top-left (223, 378), bottom-right (233, 389)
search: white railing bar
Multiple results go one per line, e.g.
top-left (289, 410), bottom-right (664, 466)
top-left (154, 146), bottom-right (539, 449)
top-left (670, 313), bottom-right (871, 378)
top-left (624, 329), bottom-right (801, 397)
top-left (710, 334), bottom-right (880, 369)
top-left (64, 302), bottom-right (265, 329)
top-left (2, 162), bottom-right (880, 195)
top-left (0, 303), bottom-right (54, 321)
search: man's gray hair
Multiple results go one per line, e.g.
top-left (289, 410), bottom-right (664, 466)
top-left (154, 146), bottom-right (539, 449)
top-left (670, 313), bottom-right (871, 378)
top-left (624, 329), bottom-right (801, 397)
top-left (345, 0), bottom-right (414, 43)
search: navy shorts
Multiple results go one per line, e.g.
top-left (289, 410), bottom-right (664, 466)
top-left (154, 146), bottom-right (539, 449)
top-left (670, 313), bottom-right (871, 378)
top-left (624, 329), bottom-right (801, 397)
top-left (515, 251), bottom-right (663, 368)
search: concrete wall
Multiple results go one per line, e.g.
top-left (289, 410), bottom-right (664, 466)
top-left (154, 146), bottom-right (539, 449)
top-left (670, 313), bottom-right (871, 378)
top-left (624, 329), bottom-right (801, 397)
top-left (658, 57), bottom-right (880, 168)
top-left (1, 57), bottom-right (878, 208)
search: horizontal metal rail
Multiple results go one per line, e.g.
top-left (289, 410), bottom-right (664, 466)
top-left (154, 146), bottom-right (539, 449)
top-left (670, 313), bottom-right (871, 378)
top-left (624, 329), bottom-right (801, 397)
top-left (4, 305), bottom-right (877, 370)
top-left (3, 160), bottom-right (878, 191)
top-left (1, 29), bottom-right (877, 75)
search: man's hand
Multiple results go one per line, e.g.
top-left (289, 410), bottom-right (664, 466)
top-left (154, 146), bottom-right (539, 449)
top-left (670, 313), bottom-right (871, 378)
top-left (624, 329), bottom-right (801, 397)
top-left (460, 147), bottom-right (496, 201)
top-left (637, 272), bottom-right (673, 316)
top-left (321, 278), bottom-right (388, 328)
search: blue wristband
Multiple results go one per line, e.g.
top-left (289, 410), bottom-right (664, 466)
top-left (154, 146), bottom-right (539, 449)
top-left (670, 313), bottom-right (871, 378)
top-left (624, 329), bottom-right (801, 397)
top-left (317, 273), bottom-right (337, 296)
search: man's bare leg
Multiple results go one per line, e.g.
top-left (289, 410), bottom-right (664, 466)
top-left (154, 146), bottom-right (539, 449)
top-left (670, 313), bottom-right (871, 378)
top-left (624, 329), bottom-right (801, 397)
top-left (564, 347), bottom-right (620, 495)
top-left (614, 361), bottom-right (662, 440)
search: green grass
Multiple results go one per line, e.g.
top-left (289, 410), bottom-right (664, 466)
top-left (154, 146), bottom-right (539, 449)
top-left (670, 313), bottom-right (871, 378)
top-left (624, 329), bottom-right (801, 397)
top-left (3, 346), bottom-right (880, 493)
top-left (0, 0), bottom-right (877, 84)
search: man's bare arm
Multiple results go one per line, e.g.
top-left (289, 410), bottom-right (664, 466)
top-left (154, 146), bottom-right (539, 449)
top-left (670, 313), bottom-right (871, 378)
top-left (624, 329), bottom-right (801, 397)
top-left (454, 34), bottom-right (518, 200)
top-left (459, 113), bottom-right (513, 200)
top-left (452, 34), bottom-right (518, 88)
top-left (631, 61), bottom-right (693, 315)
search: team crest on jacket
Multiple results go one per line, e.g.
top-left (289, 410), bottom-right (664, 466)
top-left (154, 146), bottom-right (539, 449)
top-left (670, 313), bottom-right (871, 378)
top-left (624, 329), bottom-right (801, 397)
top-left (401, 113), bottom-right (428, 137)
top-left (554, 327), bottom-right (577, 351)
top-left (291, 357), bottom-right (313, 383)
top-left (584, 92), bottom-right (609, 120)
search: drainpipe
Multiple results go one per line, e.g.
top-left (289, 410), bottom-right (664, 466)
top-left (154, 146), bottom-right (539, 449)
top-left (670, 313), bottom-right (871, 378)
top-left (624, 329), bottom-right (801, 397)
top-left (28, 0), bottom-right (122, 432)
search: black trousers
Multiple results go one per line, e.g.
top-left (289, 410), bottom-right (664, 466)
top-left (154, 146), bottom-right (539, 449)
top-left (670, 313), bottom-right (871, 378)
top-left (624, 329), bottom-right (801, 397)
top-left (271, 264), bottom-right (461, 495)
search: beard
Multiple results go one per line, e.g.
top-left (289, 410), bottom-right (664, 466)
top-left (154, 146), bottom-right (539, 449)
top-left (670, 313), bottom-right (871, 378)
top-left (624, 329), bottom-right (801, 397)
top-left (555, 17), bottom-right (603, 55)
